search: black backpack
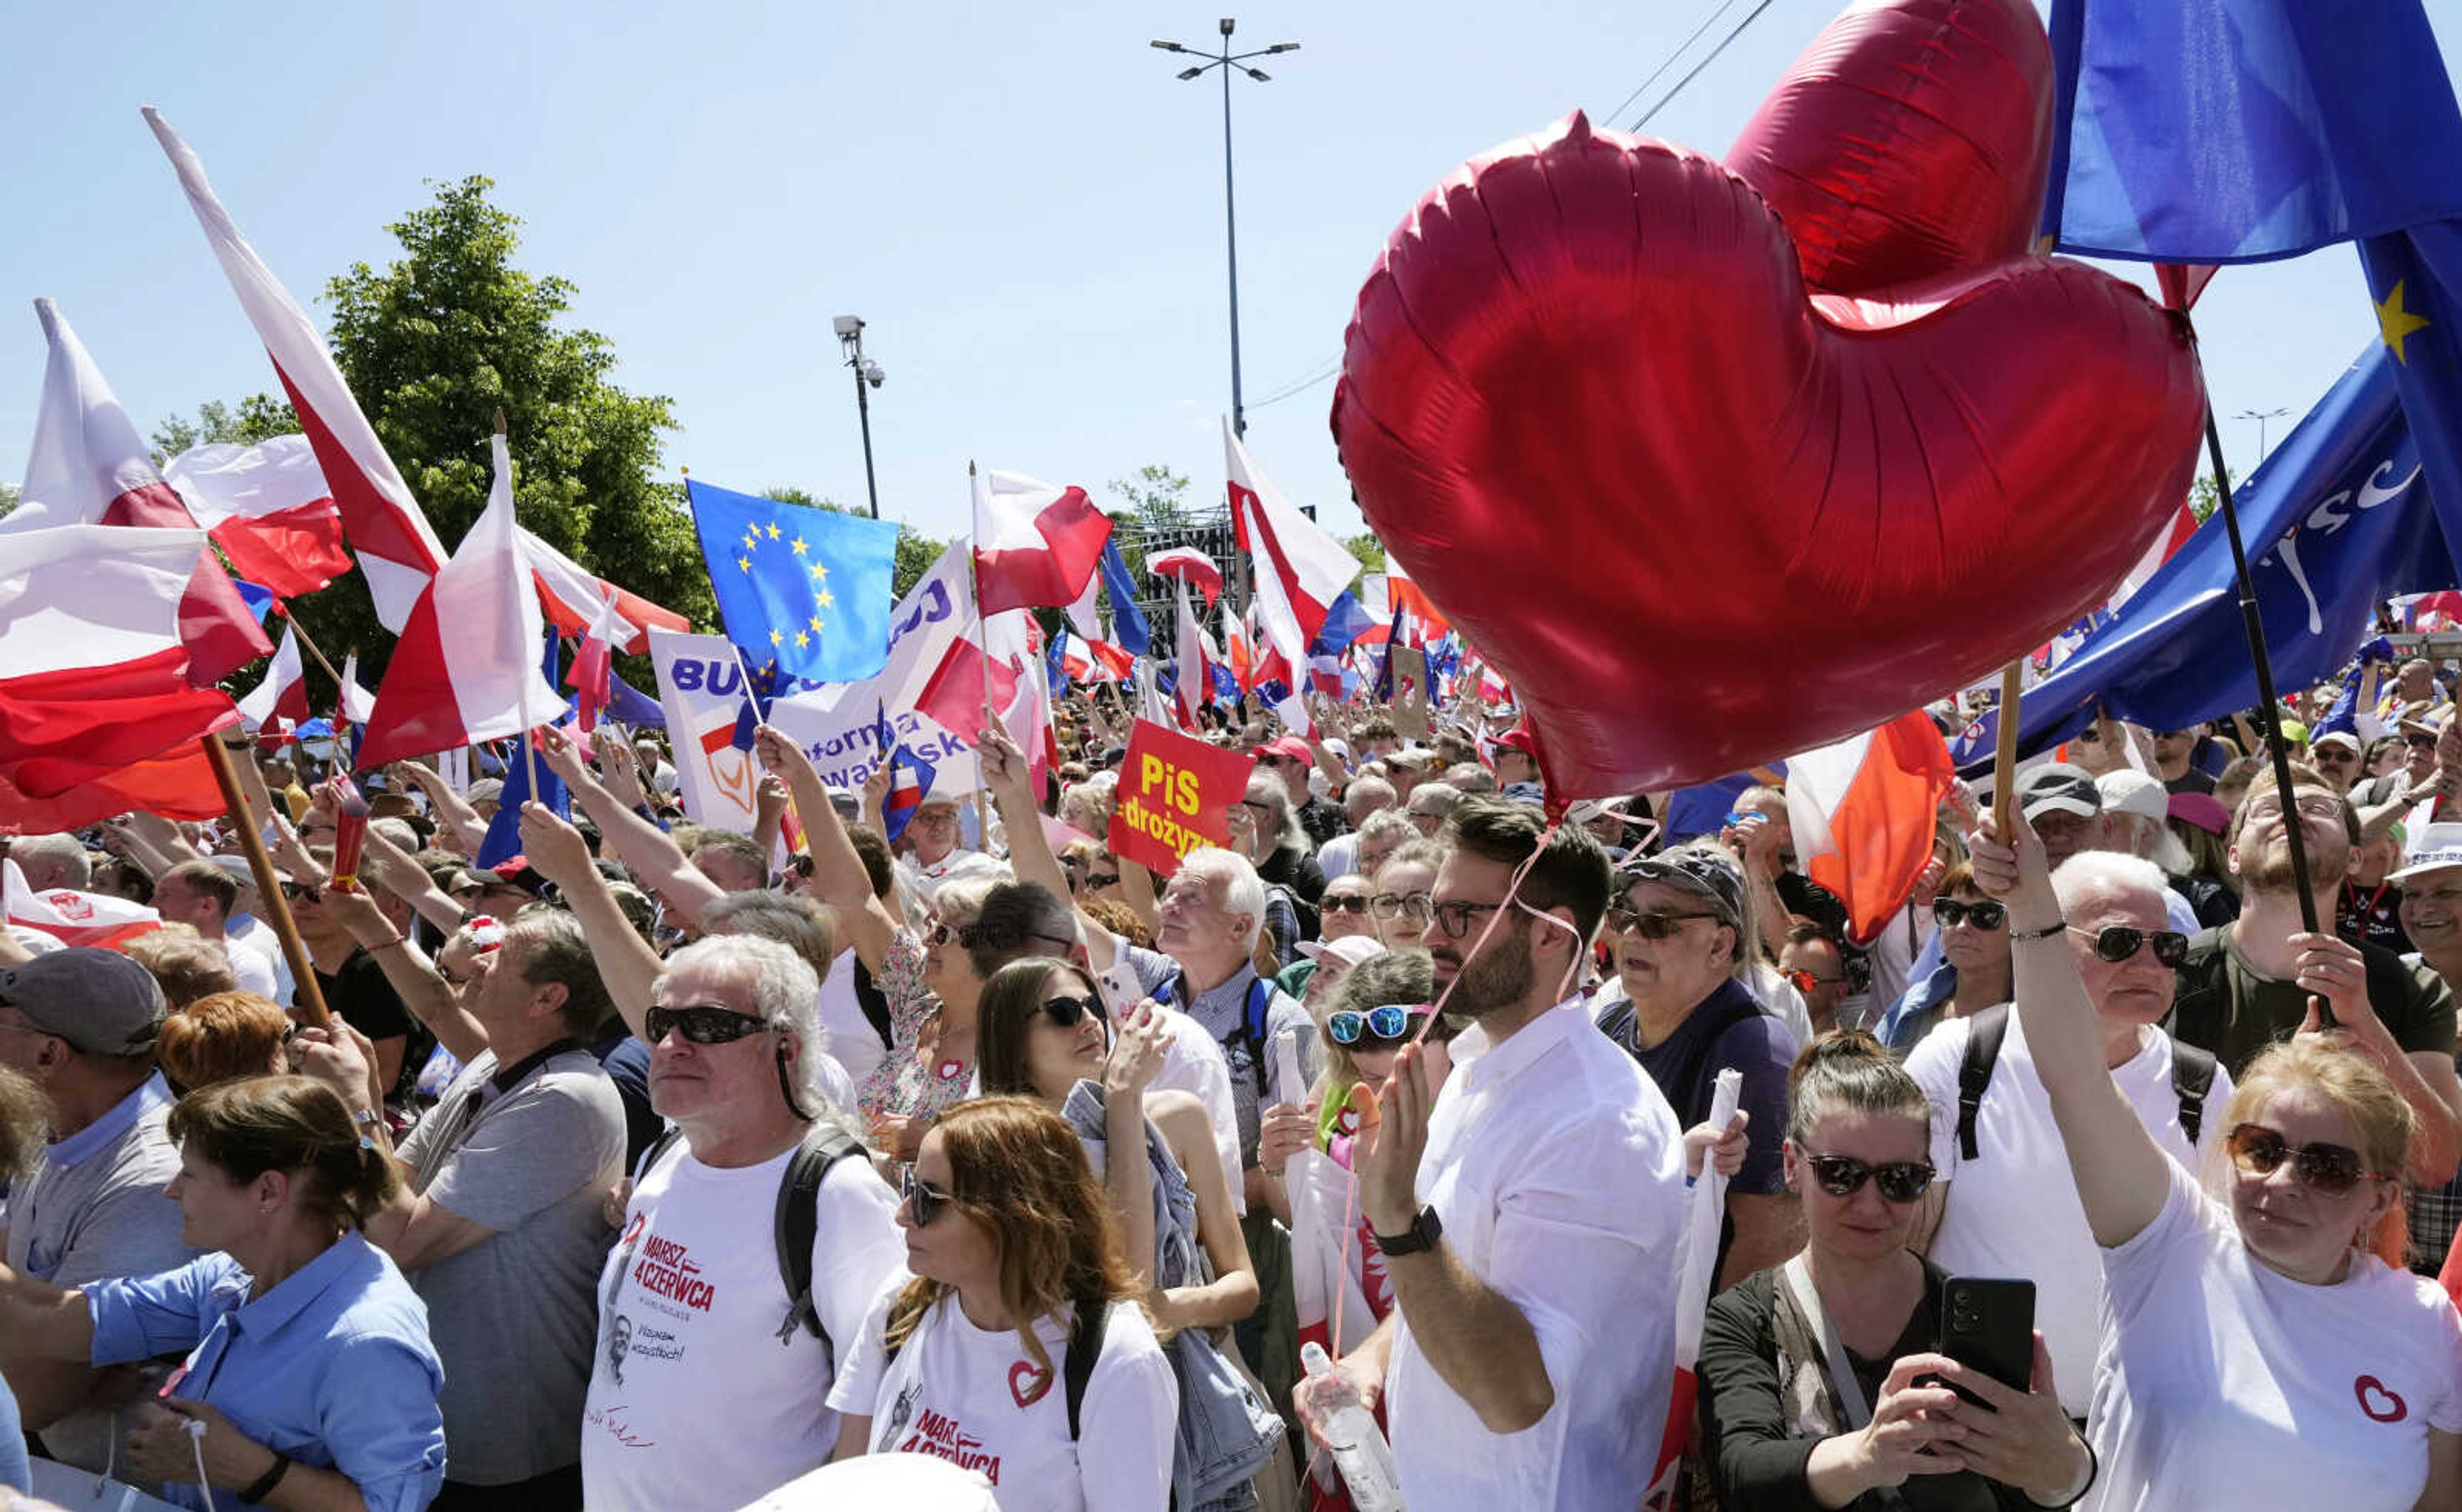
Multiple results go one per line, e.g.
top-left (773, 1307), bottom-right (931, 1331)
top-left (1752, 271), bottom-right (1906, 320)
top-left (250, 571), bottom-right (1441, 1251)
top-left (885, 1292), bottom-right (1110, 1441)
top-left (1955, 1003), bottom-right (2217, 1162)
top-left (632, 1120), bottom-right (867, 1347)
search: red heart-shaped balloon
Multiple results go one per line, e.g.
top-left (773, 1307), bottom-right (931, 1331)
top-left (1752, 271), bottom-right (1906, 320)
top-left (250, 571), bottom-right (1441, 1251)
top-left (1332, 0), bottom-right (2204, 795)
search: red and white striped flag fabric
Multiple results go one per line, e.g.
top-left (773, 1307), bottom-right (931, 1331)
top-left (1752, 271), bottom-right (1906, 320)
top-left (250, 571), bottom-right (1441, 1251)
top-left (7, 299), bottom-right (272, 684)
top-left (1227, 420), bottom-right (1359, 677)
top-left (235, 624), bottom-right (311, 736)
top-left (971, 470), bottom-right (1112, 615)
top-left (1643, 1070), bottom-right (1743, 1511)
top-left (3, 859), bottom-right (162, 950)
top-left (162, 435), bottom-right (353, 602)
top-left (0, 524), bottom-right (240, 801)
top-left (146, 107), bottom-right (448, 631)
top-left (357, 433), bottom-right (562, 767)
top-left (337, 651), bottom-right (378, 726)
top-left (1150, 547), bottom-right (1225, 609)
top-left (1784, 710), bottom-right (1958, 944)
top-left (567, 590), bottom-right (621, 733)
top-left (521, 526), bottom-right (687, 656)
top-left (1175, 581), bottom-right (1216, 727)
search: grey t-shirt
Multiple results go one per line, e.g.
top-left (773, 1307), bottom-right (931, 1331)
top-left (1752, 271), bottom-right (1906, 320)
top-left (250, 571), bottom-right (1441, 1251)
top-left (397, 1046), bottom-right (625, 1485)
top-left (0, 1074), bottom-right (196, 1472)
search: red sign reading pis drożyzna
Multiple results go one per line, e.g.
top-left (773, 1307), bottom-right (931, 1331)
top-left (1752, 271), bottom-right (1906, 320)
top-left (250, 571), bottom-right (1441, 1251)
top-left (1106, 719), bottom-right (1256, 878)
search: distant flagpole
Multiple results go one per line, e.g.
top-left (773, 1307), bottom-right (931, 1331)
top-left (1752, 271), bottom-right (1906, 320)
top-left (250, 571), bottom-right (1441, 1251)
top-left (967, 460), bottom-right (994, 844)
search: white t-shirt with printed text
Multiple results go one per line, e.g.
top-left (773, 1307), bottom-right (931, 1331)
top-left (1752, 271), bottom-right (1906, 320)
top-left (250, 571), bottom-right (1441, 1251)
top-left (829, 1283), bottom-right (1176, 1512)
top-left (2086, 1156), bottom-right (2462, 1510)
top-left (1906, 1011), bottom-right (2232, 1416)
top-left (581, 1134), bottom-right (905, 1512)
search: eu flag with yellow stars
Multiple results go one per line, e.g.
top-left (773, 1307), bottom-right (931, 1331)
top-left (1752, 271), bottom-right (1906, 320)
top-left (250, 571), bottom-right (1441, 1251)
top-left (688, 479), bottom-right (900, 689)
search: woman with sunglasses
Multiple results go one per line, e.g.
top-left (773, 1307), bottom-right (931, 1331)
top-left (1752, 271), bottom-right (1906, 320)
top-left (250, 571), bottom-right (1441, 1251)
top-left (829, 1098), bottom-right (1178, 1511)
top-left (1879, 864), bottom-right (2016, 1054)
top-left (1277, 876), bottom-right (1380, 1005)
top-left (1969, 811), bottom-right (2462, 1509)
top-left (1698, 1032), bottom-right (2093, 1511)
top-left (865, 875), bottom-right (1003, 1159)
top-left (976, 960), bottom-right (1280, 1511)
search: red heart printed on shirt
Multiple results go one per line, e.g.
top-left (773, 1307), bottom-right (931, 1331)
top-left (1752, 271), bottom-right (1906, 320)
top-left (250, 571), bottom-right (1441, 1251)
top-left (1332, 0), bottom-right (2204, 793)
top-left (1009, 1359), bottom-right (1053, 1409)
top-left (2355, 1374), bottom-right (2408, 1423)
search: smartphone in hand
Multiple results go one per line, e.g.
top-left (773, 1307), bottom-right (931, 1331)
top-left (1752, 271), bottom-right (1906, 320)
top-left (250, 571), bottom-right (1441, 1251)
top-left (1934, 1275), bottom-right (2034, 1410)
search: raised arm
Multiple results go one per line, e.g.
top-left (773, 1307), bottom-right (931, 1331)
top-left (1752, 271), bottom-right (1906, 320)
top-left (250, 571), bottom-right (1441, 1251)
top-left (537, 725), bottom-right (724, 932)
top-left (358, 824), bottom-right (465, 936)
top-left (519, 802), bottom-right (665, 1041)
top-left (315, 885), bottom-right (487, 1065)
top-left (752, 724), bottom-right (903, 970)
top-left (391, 761), bottom-right (489, 854)
top-left (1968, 811), bottom-right (2172, 1245)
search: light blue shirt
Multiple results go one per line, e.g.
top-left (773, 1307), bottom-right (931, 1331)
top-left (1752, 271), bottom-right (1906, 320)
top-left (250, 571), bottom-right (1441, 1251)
top-left (86, 1231), bottom-right (447, 1512)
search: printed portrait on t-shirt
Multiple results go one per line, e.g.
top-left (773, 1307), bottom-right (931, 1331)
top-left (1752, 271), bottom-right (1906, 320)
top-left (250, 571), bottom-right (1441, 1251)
top-left (608, 1314), bottom-right (632, 1387)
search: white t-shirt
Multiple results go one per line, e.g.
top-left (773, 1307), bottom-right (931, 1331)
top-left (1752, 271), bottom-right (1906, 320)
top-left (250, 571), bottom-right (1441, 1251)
top-left (2087, 1156), bottom-right (2462, 1511)
top-left (818, 945), bottom-right (889, 1092)
top-left (829, 1284), bottom-right (1176, 1512)
top-left (583, 1135), bottom-right (906, 1512)
top-left (1906, 1011), bottom-right (2232, 1417)
top-left (221, 932), bottom-right (278, 999)
top-left (225, 912), bottom-right (294, 1004)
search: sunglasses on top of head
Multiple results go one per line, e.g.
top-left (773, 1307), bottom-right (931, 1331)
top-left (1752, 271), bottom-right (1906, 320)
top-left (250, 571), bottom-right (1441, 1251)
top-left (1800, 1152), bottom-right (1936, 1203)
top-left (2071, 925), bottom-right (2190, 968)
top-left (1326, 1003), bottom-right (1434, 1047)
top-left (2224, 1123), bottom-right (2388, 1196)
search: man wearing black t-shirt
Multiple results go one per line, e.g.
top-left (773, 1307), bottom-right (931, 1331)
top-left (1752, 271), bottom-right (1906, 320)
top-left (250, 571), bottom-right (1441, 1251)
top-left (287, 874), bottom-right (431, 1102)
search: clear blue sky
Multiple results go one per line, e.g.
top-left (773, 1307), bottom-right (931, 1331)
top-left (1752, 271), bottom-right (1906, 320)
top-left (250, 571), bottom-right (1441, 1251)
top-left (6, 1), bottom-right (2458, 550)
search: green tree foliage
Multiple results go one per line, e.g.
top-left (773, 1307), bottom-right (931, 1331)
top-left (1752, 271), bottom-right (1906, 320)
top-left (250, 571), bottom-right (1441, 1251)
top-left (149, 395), bottom-right (297, 461)
top-left (1344, 533), bottom-right (1387, 574)
top-left (0, 482), bottom-right (16, 521)
top-left (2190, 474), bottom-right (2220, 523)
top-left (760, 485), bottom-right (949, 601)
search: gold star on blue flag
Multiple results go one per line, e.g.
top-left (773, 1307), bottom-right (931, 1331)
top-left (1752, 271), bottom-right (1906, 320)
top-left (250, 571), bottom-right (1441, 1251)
top-left (689, 479), bottom-right (899, 684)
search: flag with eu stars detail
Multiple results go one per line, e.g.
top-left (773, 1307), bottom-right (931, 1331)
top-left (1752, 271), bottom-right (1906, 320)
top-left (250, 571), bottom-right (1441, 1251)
top-left (688, 479), bottom-right (898, 688)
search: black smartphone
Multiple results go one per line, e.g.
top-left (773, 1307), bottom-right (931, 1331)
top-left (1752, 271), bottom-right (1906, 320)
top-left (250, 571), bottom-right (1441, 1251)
top-left (1934, 1276), bottom-right (2035, 1409)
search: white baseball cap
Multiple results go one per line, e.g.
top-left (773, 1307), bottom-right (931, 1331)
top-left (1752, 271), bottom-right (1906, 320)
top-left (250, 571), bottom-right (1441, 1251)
top-left (2390, 822), bottom-right (2462, 885)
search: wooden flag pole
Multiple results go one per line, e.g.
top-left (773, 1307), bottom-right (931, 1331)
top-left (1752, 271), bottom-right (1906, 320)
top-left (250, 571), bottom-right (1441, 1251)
top-left (199, 733), bottom-right (333, 1027)
top-left (1993, 663), bottom-right (2023, 836)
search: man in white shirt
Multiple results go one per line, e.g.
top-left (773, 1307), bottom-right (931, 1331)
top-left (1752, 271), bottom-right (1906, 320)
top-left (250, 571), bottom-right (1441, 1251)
top-left (582, 935), bottom-right (905, 1512)
top-left (1904, 850), bottom-right (2231, 1418)
top-left (1303, 800), bottom-right (1686, 1509)
top-left (149, 858), bottom-right (279, 999)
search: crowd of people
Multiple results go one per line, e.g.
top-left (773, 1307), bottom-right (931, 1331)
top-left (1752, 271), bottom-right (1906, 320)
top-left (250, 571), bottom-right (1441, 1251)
top-left (1, 669), bottom-right (2460, 1510)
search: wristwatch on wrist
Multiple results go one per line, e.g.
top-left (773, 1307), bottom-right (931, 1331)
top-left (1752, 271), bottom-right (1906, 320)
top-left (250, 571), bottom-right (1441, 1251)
top-left (1373, 1205), bottom-right (1443, 1257)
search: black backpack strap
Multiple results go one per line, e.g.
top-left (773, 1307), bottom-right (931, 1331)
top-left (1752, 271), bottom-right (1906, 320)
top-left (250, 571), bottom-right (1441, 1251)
top-left (1957, 1004), bottom-right (2013, 1163)
top-left (1062, 1293), bottom-right (1110, 1441)
top-left (773, 1123), bottom-right (867, 1347)
top-left (2170, 1038), bottom-right (2219, 1145)
top-left (632, 1123), bottom-right (684, 1184)
top-left (851, 958), bottom-right (896, 1057)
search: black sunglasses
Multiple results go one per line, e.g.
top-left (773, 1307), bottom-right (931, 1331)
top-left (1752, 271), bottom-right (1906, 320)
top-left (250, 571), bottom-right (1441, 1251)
top-left (1802, 1152), bottom-right (1936, 1204)
top-left (1039, 993), bottom-right (1105, 1030)
top-left (1320, 895), bottom-right (1373, 915)
top-left (1606, 907), bottom-right (1720, 940)
top-left (901, 1168), bottom-right (954, 1227)
top-left (644, 1003), bottom-right (772, 1046)
top-left (1327, 1003), bottom-right (1432, 1046)
top-left (281, 881), bottom-right (322, 904)
top-left (1932, 897), bottom-right (2007, 931)
top-left (2225, 1123), bottom-right (2386, 1197)
top-left (2072, 925), bottom-right (2190, 967)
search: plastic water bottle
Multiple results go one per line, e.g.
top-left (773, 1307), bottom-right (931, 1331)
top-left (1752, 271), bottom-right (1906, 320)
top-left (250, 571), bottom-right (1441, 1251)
top-left (1299, 1340), bottom-right (1406, 1511)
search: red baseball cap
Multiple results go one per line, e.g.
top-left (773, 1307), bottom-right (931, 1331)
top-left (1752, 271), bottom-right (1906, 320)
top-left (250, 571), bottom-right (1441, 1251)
top-left (1494, 727), bottom-right (1541, 758)
top-left (1252, 736), bottom-right (1312, 763)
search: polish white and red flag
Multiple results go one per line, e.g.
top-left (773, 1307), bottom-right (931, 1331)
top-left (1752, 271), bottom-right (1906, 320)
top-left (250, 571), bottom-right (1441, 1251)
top-left (1227, 420), bottom-right (1359, 681)
top-left (1784, 711), bottom-right (1959, 944)
top-left (357, 432), bottom-right (563, 768)
top-left (147, 107), bottom-right (448, 632)
top-left (971, 470), bottom-right (1112, 615)
top-left (3, 859), bottom-right (162, 950)
top-left (5, 299), bottom-right (271, 684)
top-left (567, 590), bottom-right (621, 733)
top-left (0, 524), bottom-right (240, 803)
top-left (1149, 547), bottom-right (1225, 609)
top-left (162, 435), bottom-right (353, 601)
top-left (337, 651), bottom-right (379, 726)
top-left (235, 624), bottom-right (312, 737)
top-left (521, 526), bottom-right (689, 655)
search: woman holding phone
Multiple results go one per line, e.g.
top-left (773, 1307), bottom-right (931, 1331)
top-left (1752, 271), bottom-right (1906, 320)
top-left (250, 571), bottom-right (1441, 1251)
top-left (1696, 1032), bottom-right (2093, 1510)
top-left (1968, 803), bottom-right (2462, 1509)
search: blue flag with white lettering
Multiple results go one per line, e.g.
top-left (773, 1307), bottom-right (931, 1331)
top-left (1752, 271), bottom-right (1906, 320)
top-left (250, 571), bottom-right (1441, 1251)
top-left (689, 479), bottom-right (899, 688)
top-left (1952, 344), bottom-right (2454, 770)
top-left (2043, 0), bottom-right (2462, 262)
